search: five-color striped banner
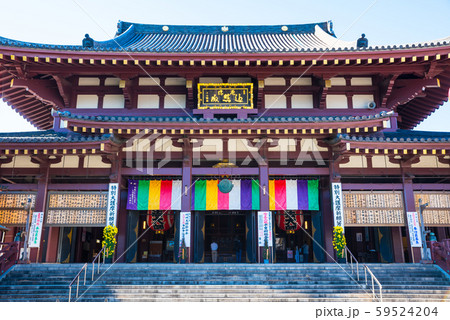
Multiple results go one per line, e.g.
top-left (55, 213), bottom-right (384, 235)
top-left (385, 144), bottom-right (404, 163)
top-left (191, 180), bottom-right (260, 211)
top-left (127, 180), bottom-right (182, 210)
top-left (127, 179), bottom-right (319, 211)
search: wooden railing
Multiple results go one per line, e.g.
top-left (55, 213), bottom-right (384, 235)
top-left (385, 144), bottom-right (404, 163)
top-left (0, 242), bottom-right (20, 276)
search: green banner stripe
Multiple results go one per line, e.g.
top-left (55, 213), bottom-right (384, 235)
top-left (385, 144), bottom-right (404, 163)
top-left (252, 180), bottom-right (260, 210)
top-left (307, 180), bottom-right (319, 210)
top-left (137, 180), bottom-right (150, 210)
top-left (194, 180), bottom-right (207, 210)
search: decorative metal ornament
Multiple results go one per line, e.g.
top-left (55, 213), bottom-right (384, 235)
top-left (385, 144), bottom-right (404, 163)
top-left (221, 26), bottom-right (229, 32)
top-left (218, 179), bottom-right (233, 193)
top-left (281, 26), bottom-right (288, 32)
top-left (162, 26), bottom-right (169, 32)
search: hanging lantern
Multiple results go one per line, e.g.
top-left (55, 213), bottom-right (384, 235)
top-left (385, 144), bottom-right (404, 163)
top-left (148, 210), bottom-right (174, 234)
top-left (218, 179), bottom-right (233, 193)
top-left (276, 210), bottom-right (304, 233)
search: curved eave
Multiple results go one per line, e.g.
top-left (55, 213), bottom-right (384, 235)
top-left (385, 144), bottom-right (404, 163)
top-left (64, 117), bottom-right (389, 136)
top-left (0, 70), bottom-right (53, 130)
top-left (1, 41), bottom-right (449, 58)
top-left (397, 75), bottom-right (450, 130)
top-left (0, 139), bottom-right (120, 155)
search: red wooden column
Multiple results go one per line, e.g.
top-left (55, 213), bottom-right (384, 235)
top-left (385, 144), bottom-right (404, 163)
top-left (180, 138), bottom-right (193, 263)
top-left (257, 139), bottom-right (270, 263)
top-left (402, 175), bottom-right (422, 263)
top-left (26, 160), bottom-right (49, 263)
top-left (391, 227), bottom-right (405, 263)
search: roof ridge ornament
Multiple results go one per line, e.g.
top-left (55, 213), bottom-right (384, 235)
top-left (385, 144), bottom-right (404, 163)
top-left (82, 34), bottom-right (94, 48)
top-left (356, 33), bottom-right (368, 48)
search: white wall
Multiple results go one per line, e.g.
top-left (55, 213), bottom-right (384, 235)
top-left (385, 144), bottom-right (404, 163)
top-left (103, 94), bottom-right (124, 109)
top-left (290, 77), bottom-right (312, 86)
top-left (351, 77), bottom-right (372, 86)
top-left (165, 77), bottom-right (186, 86)
top-left (137, 94), bottom-right (159, 109)
top-left (353, 94), bottom-right (374, 109)
top-left (264, 94), bottom-right (286, 109)
top-left (326, 95), bottom-right (347, 108)
top-left (78, 77), bottom-right (100, 86)
top-left (164, 94), bottom-right (186, 108)
top-left (76, 95), bottom-right (98, 109)
top-left (292, 94), bottom-right (313, 109)
top-left (139, 77), bottom-right (160, 86)
top-left (264, 77), bottom-right (285, 86)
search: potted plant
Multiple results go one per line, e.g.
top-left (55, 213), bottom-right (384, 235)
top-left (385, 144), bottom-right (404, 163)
top-left (102, 225), bottom-right (118, 263)
top-left (332, 226), bottom-right (347, 263)
top-left (263, 238), bottom-right (270, 264)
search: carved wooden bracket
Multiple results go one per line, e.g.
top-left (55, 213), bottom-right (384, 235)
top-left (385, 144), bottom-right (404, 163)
top-left (11, 78), bottom-right (64, 109)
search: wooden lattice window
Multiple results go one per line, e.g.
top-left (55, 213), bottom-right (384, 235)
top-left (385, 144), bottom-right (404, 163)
top-left (0, 192), bottom-right (36, 226)
top-left (414, 192), bottom-right (450, 226)
top-left (46, 191), bottom-right (107, 226)
top-left (343, 191), bottom-right (405, 226)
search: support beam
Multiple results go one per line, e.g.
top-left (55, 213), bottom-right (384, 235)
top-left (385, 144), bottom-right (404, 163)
top-left (387, 78), bottom-right (440, 109)
top-left (11, 78), bottom-right (64, 108)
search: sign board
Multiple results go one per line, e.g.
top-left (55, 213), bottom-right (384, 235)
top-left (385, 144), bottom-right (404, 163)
top-left (179, 211), bottom-right (191, 248)
top-left (406, 211), bottom-right (422, 247)
top-left (28, 211), bottom-right (44, 248)
top-left (258, 211), bottom-right (273, 247)
top-left (197, 83), bottom-right (254, 109)
top-left (331, 182), bottom-right (345, 230)
top-left (106, 183), bottom-right (119, 226)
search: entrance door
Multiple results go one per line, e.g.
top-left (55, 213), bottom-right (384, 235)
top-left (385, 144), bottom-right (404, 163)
top-left (275, 213), bottom-right (312, 263)
top-left (204, 212), bottom-right (246, 263)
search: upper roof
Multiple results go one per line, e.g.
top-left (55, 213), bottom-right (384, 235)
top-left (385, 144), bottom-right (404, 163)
top-left (0, 20), bottom-right (448, 53)
top-left (0, 130), bottom-right (114, 143)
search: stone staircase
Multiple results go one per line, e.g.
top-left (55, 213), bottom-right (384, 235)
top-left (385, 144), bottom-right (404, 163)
top-left (0, 263), bottom-right (449, 302)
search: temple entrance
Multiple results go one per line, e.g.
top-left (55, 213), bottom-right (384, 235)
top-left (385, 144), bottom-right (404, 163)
top-left (57, 227), bottom-right (103, 263)
top-left (274, 212), bottom-right (313, 263)
top-left (345, 227), bottom-right (395, 263)
top-left (204, 212), bottom-right (247, 263)
top-left (136, 211), bottom-right (175, 263)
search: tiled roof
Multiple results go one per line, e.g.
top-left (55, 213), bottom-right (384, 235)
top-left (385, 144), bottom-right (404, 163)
top-left (0, 21), bottom-right (448, 53)
top-left (0, 130), bottom-right (114, 143)
top-left (337, 129), bottom-right (450, 143)
top-left (58, 110), bottom-right (391, 123)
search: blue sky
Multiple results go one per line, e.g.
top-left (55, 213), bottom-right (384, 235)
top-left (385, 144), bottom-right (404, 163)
top-left (0, 0), bottom-right (449, 132)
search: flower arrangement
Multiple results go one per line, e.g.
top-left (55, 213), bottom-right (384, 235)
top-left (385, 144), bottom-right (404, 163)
top-left (332, 226), bottom-right (346, 258)
top-left (102, 225), bottom-right (118, 258)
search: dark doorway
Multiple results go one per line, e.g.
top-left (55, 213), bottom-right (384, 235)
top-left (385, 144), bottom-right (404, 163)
top-left (136, 212), bottom-right (175, 263)
top-left (58, 227), bottom-right (103, 263)
top-left (275, 213), bottom-right (312, 263)
top-left (205, 212), bottom-right (246, 263)
top-left (345, 227), bottom-right (394, 263)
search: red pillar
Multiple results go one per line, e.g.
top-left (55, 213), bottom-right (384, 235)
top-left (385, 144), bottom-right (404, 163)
top-left (45, 227), bottom-right (60, 263)
top-left (391, 226), bottom-right (405, 263)
top-left (402, 176), bottom-right (422, 263)
top-left (30, 161), bottom-right (49, 263)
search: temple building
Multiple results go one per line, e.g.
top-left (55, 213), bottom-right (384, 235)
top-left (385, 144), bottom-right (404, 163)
top-left (0, 21), bottom-right (449, 264)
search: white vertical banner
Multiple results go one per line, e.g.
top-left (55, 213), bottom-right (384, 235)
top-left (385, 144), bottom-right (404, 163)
top-left (28, 211), bottom-right (44, 248)
top-left (258, 211), bottom-right (273, 247)
top-left (106, 183), bottom-right (119, 226)
top-left (179, 211), bottom-right (191, 248)
top-left (331, 182), bottom-right (345, 231)
top-left (406, 211), bottom-right (422, 247)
